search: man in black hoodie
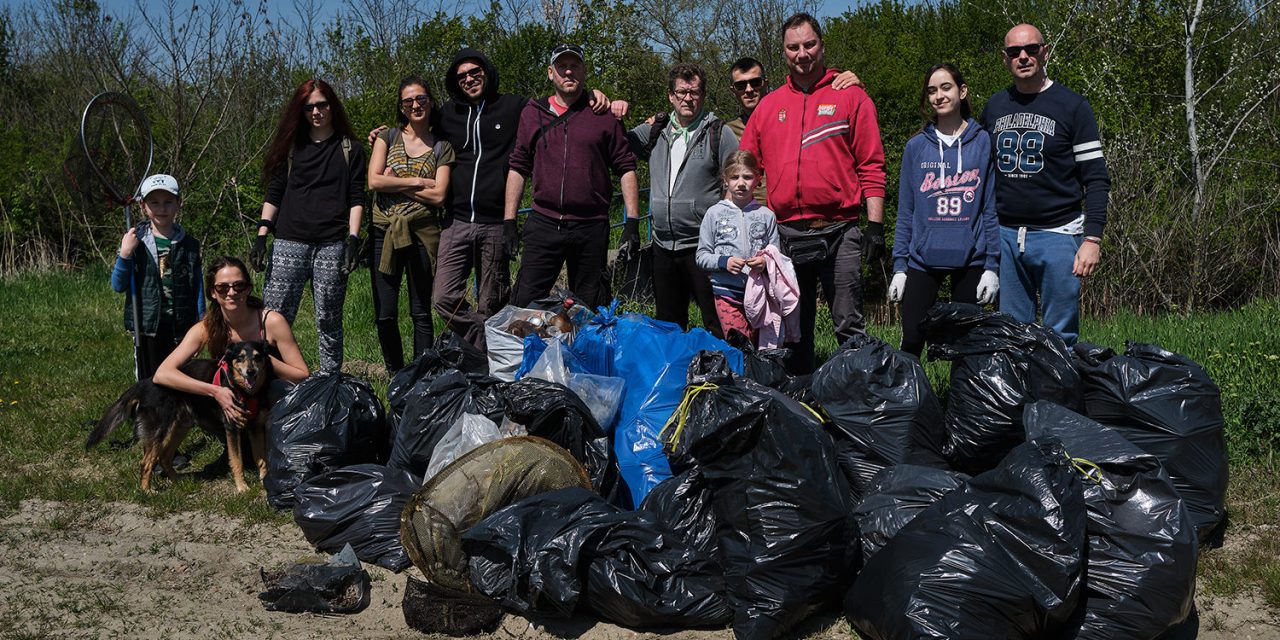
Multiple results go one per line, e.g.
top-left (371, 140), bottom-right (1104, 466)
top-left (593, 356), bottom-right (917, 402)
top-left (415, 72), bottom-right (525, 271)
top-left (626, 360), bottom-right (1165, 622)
top-left (424, 48), bottom-right (623, 350)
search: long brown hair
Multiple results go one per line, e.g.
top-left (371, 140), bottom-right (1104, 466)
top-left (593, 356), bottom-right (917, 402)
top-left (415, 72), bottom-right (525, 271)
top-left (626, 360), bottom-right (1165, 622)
top-left (203, 256), bottom-right (264, 358)
top-left (261, 79), bottom-right (357, 184)
top-left (918, 63), bottom-right (972, 123)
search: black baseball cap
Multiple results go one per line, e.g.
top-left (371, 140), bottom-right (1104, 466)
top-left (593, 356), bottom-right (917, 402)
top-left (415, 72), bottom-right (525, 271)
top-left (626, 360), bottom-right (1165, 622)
top-left (549, 44), bottom-right (584, 66)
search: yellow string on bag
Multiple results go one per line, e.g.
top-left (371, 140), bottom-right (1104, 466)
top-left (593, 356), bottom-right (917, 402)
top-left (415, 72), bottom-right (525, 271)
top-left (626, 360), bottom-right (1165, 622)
top-left (661, 383), bottom-right (719, 450)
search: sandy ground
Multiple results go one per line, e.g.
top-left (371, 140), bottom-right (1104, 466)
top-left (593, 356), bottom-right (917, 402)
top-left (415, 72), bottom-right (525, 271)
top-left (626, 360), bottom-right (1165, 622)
top-left (0, 498), bottom-right (1276, 640)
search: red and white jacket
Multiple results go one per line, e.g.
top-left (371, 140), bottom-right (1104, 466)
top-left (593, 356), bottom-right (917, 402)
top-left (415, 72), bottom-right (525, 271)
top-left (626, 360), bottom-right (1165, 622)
top-left (739, 68), bottom-right (886, 223)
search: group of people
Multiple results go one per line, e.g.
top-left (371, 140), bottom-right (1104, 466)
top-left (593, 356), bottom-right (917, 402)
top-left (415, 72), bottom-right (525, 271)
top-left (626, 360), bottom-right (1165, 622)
top-left (111, 15), bottom-right (1111, 417)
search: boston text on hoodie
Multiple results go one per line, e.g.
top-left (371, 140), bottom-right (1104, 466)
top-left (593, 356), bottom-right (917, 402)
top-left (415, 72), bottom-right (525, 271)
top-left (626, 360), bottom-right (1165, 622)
top-left (893, 118), bottom-right (999, 274)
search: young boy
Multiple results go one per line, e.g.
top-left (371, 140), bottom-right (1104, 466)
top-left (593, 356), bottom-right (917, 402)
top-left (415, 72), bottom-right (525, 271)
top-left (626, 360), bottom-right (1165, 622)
top-left (695, 150), bottom-right (779, 343)
top-left (112, 174), bottom-right (204, 380)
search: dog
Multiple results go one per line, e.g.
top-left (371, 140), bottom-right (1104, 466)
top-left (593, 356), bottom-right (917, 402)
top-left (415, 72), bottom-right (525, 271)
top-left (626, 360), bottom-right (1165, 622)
top-left (88, 341), bottom-right (275, 493)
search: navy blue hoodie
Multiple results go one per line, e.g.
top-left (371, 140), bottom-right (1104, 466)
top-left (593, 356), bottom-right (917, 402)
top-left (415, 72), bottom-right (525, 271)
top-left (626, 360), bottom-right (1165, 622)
top-left (893, 118), bottom-right (999, 273)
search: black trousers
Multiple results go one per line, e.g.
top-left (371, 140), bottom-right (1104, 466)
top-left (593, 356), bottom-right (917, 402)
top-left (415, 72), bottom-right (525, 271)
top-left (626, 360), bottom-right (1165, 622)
top-left (369, 225), bottom-right (434, 372)
top-left (900, 266), bottom-right (983, 357)
top-left (512, 213), bottom-right (611, 310)
top-left (652, 246), bottom-right (722, 338)
top-left (137, 321), bottom-right (177, 380)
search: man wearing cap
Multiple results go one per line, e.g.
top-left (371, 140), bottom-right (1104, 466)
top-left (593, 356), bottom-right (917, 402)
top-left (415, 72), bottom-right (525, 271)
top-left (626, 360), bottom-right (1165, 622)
top-left (982, 23), bottom-right (1111, 345)
top-left (111, 173), bottom-right (204, 379)
top-left (627, 62), bottom-right (738, 336)
top-left (505, 44), bottom-right (641, 309)
top-left (739, 13), bottom-right (887, 373)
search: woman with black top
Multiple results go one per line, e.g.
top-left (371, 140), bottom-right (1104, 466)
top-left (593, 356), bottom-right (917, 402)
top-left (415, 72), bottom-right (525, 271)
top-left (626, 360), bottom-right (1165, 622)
top-left (250, 79), bottom-right (366, 372)
top-left (366, 75), bottom-right (455, 373)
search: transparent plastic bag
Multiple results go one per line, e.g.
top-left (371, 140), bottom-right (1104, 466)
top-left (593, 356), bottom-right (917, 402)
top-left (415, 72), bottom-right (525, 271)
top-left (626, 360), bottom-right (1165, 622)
top-left (425, 413), bottom-right (503, 481)
top-left (530, 340), bottom-right (626, 429)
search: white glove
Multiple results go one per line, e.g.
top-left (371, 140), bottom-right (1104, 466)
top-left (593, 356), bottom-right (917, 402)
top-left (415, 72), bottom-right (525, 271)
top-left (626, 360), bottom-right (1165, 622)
top-left (976, 269), bottom-right (1000, 305)
top-left (887, 272), bottom-right (907, 303)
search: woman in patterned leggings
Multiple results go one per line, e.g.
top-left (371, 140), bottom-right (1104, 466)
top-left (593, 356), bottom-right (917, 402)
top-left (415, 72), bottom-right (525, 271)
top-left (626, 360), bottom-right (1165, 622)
top-left (250, 79), bottom-right (367, 372)
top-left (366, 75), bottom-right (455, 373)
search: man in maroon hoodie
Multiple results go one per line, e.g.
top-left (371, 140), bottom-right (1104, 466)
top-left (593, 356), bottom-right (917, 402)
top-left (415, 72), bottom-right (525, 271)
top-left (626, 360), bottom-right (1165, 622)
top-left (504, 44), bottom-right (641, 310)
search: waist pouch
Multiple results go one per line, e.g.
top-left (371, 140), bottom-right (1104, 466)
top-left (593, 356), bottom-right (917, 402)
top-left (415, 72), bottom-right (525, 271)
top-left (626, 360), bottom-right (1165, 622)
top-left (778, 221), bottom-right (852, 265)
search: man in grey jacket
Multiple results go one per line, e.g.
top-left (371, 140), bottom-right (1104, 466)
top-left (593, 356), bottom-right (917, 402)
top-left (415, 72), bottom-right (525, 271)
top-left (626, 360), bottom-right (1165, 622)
top-left (628, 63), bottom-right (739, 336)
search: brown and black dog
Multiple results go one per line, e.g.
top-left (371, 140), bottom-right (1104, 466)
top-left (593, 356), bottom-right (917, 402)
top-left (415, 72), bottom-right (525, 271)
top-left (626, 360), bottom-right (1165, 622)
top-left (88, 341), bottom-right (275, 492)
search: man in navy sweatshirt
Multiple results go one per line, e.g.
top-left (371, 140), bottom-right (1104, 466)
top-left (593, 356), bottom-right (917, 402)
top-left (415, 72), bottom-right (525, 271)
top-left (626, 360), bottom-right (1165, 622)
top-left (504, 44), bottom-right (641, 310)
top-left (981, 23), bottom-right (1111, 345)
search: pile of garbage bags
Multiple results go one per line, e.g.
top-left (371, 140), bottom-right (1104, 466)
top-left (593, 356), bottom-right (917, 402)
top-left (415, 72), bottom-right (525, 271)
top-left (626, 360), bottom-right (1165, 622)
top-left (254, 300), bottom-right (1222, 640)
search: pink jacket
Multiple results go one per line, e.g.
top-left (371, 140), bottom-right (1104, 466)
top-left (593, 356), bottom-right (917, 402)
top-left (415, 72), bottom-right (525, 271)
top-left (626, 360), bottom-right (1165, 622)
top-left (744, 245), bottom-right (801, 348)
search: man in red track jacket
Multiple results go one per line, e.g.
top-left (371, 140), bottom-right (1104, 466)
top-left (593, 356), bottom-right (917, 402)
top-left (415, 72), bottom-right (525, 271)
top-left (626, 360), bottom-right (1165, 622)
top-left (739, 13), bottom-right (887, 373)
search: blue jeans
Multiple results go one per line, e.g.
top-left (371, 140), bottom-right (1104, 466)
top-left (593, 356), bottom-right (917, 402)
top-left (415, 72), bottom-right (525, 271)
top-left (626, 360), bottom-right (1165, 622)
top-left (998, 226), bottom-right (1081, 345)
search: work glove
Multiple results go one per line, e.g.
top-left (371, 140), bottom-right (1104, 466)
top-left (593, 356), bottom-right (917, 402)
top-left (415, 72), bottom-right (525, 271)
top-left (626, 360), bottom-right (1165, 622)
top-left (617, 218), bottom-right (641, 264)
top-left (503, 219), bottom-right (520, 261)
top-left (976, 269), bottom-right (1000, 305)
top-left (644, 112), bottom-right (670, 155)
top-left (344, 234), bottom-right (362, 274)
top-left (887, 272), bottom-right (907, 303)
top-left (249, 235), bottom-right (269, 272)
top-left (861, 221), bottom-right (886, 266)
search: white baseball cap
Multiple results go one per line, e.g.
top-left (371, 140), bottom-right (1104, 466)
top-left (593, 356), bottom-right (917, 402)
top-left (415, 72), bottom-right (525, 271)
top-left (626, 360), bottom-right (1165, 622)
top-left (140, 174), bottom-right (181, 198)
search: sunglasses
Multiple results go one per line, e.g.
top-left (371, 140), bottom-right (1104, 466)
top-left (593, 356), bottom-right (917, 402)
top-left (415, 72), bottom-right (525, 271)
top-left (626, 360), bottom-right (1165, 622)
top-left (213, 280), bottom-right (250, 295)
top-left (399, 95), bottom-right (431, 109)
top-left (303, 101), bottom-right (330, 112)
top-left (457, 68), bottom-right (484, 82)
top-left (732, 77), bottom-right (765, 92)
top-left (1004, 43), bottom-right (1044, 58)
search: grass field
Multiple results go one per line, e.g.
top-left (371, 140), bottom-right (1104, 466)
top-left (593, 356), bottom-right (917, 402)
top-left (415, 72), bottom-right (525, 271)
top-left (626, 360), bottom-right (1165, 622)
top-left (0, 265), bottom-right (1278, 620)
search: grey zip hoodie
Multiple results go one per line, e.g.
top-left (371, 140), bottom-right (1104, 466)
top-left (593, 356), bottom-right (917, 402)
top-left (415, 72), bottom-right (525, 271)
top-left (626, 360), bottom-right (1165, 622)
top-left (695, 199), bottom-right (779, 300)
top-left (629, 112), bottom-right (739, 251)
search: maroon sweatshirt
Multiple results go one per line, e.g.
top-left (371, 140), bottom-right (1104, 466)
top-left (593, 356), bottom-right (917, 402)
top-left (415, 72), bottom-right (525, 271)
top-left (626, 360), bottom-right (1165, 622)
top-left (507, 93), bottom-right (637, 221)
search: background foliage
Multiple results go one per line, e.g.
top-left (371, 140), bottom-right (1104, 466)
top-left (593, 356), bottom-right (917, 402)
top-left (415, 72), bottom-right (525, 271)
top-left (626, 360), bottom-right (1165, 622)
top-left (0, 0), bottom-right (1277, 316)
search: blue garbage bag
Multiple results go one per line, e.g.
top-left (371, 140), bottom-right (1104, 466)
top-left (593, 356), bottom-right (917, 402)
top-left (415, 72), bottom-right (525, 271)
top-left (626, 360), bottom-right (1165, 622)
top-left (570, 302), bottom-right (742, 507)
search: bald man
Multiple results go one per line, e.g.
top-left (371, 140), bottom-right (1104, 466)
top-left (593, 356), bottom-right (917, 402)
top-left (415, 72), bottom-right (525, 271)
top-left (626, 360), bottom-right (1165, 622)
top-left (980, 23), bottom-right (1110, 345)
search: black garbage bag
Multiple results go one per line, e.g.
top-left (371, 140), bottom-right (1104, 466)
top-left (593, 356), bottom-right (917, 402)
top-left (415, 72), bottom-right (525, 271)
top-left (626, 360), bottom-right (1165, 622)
top-left (851, 464), bottom-right (968, 564)
top-left (1074, 341), bottom-right (1228, 546)
top-left (725, 330), bottom-right (819, 408)
top-left (846, 437), bottom-right (1086, 640)
top-left (387, 370), bottom-right (505, 479)
top-left (388, 332), bottom-right (489, 425)
top-left (921, 302), bottom-right (1081, 474)
top-left (640, 468), bottom-right (718, 558)
top-left (403, 574), bottom-right (503, 636)
top-left (812, 333), bottom-right (949, 503)
top-left (665, 351), bottom-right (854, 640)
top-left (259, 544), bottom-right (371, 614)
top-left (292, 464), bottom-right (421, 571)
top-left (502, 377), bottom-right (620, 502)
top-left (1025, 401), bottom-right (1198, 639)
top-left (462, 487), bottom-right (732, 628)
top-left (266, 372), bottom-right (388, 510)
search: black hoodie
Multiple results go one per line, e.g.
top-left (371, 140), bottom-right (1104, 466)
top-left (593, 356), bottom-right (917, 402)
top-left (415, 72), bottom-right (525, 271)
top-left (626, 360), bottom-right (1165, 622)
top-left (439, 48), bottom-right (530, 224)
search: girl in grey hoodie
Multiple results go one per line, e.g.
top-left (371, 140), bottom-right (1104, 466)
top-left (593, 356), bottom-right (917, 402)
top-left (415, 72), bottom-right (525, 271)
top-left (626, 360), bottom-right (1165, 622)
top-left (696, 150), bottom-right (779, 343)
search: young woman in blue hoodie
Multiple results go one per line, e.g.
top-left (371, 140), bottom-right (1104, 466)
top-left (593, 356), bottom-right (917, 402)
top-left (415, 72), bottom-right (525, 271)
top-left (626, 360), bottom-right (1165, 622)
top-left (890, 63), bottom-right (1000, 356)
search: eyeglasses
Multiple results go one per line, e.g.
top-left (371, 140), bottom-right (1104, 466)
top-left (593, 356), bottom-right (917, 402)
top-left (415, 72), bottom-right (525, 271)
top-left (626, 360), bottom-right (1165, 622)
top-left (1004, 43), bottom-right (1044, 58)
top-left (399, 95), bottom-right (431, 109)
top-left (671, 89), bottom-right (702, 99)
top-left (303, 101), bottom-right (330, 112)
top-left (457, 68), bottom-right (484, 82)
top-left (732, 77), bottom-right (765, 92)
top-left (213, 281), bottom-right (250, 295)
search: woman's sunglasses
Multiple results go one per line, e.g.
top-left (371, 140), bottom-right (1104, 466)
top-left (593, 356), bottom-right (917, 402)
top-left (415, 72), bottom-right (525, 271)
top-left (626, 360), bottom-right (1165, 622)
top-left (399, 95), bottom-right (431, 109)
top-left (303, 101), bottom-right (330, 112)
top-left (213, 281), bottom-right (250, 295)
